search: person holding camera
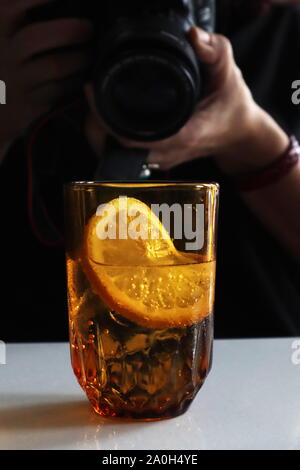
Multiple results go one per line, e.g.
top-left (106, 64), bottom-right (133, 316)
top-left (0, 0), bottom-right (299, 341)
top-left (87, 0), bottom-right (300, 337)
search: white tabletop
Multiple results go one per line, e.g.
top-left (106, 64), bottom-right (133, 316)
top-left (0, 339), bottom-right (299, 451)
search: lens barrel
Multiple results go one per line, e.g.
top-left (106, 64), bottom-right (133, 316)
top-left (94, 48), bottom-right (200, 141)
top-left (93, 19), bottom-right (201, 142)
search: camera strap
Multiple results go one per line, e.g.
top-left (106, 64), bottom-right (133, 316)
top-left (95, 138), bottom-right (150, 181)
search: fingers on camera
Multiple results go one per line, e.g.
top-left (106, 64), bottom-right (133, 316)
top-left (3, 0), bottom-right (56, 34)
top-left (191, 27), bottom-right (234, 69)
top-left (14, 19), bottom-right (93, 62)
top-left (27, 49), bottom-right (91, 89)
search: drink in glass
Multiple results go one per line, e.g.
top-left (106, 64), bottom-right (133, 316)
top-left (65, 183), bottom-right (218, 420)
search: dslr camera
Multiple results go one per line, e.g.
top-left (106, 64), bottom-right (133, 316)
top-left (31, 0), bottom-right (215, 142)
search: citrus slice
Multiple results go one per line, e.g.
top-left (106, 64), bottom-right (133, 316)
top-left (82, 197), bottom-right (215, 328)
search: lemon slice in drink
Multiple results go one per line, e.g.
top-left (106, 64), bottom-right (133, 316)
top-left (82, 197), bottom-right (215, 328)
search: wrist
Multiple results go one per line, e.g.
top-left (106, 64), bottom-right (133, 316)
top-left (214, 104), bottom-right (289, 177)
top-left (236, 136), bottom-right (300, 192)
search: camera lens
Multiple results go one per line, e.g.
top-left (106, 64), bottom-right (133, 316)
top-left (114, 62), bottom-right (180, 117)
top-left (94, 49), bottom-right (200, 142)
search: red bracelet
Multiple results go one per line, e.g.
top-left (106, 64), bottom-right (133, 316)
top-left (235, 136), bottom-right (300, 192)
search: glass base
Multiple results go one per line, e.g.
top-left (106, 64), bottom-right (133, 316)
top-left (87, 385), bottom-right (203, 421)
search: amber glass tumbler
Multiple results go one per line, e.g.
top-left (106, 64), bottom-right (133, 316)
top-left (65, 182), bottom-right (219, 420)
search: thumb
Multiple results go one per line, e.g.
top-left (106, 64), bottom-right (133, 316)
top-left (188, 26), bottom-right (235, 88)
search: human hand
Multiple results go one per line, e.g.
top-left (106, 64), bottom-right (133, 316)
top-left (116, 26), bottom-right (288, 175)
top-left (0, 0), bottom-right (93, 151)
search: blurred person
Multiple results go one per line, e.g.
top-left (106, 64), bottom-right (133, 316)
top-left (0, 0), bottom-right (94, 341)
top-left (0, 0), bottom-right (299, 341)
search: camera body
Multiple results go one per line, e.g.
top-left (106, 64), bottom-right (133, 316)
top-left (31, 0), bottom-right (215, 142)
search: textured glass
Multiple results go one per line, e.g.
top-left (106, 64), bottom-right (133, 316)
top-left (65, 183), bottom-right (219, 420)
